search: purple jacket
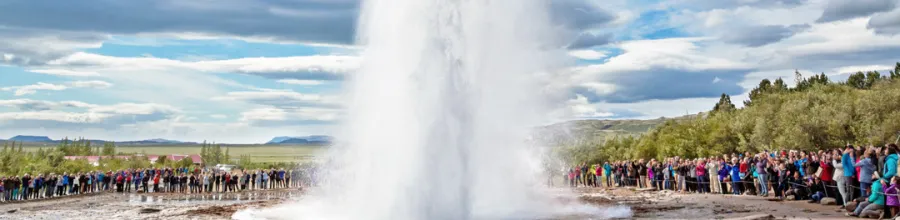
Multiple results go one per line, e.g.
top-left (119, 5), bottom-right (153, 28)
top-left (886, 184), bottom-right (899, 207)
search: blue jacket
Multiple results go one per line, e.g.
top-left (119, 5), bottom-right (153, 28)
top-left (603, 164), bottom-right (612, 175)
top-left (883, 154), bottom-right (898, 182)
top-left (729, 164), bottom-right (740, 181)
top-left (717, 164), bottom-right (729, 181)
top-left (795, 158), bottom-right (807, 176)
top-left (842, 153), bottom-right (856, 177)
top-left (62, 175), bottom-right (69, 185)
top-left (855, 158), bottom-right (876, 183)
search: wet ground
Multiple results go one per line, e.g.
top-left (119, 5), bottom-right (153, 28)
top-left (0, 189), bottom-right (297, 220)
top-left (0, 187), bottom-right (854, 219)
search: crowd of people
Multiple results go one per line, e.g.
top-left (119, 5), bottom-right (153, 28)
top-left (0, 167), bottom-right (317, 202)
top-left (567, 143), bottom-right (900, 218)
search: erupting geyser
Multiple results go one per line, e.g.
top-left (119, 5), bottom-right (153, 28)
top-left (234, 0), bottom-right (630, 219)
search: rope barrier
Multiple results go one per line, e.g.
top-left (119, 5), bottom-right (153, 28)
top-left (590, 176), bottom-right (900, 197)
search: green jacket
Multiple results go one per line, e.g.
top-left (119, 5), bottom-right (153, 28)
top-left (868, 180), bottom-right (885, 205)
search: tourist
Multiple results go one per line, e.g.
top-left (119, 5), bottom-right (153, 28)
top-left (849, 179), bottom-right (884, 218)
top-left (885, 176), bottom-right (899, 217)
top-left (855, 149), bottom-right (876, 198)
top-left (757, 154), bottom-right (769, 197)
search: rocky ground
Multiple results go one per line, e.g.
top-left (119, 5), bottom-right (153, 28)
top-left (0, 187), bottom-right (859, 219)
top-left (575, 187), bottom-right (850, 219)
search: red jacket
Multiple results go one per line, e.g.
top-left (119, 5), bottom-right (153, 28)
top-left (819, 161), bottom-right (833, 182)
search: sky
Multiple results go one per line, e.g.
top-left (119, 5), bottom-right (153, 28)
top-left (0, 0), bottom-right (899, 143)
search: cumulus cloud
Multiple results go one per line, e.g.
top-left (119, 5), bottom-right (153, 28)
top-left (45, 52), bottom-right (358, 81)
top-left (0, 99), bottom-right (179, 129)
top-left (868, 7), bottom-right (900, 34)
top-left (0, 0), bottom-right (620, 66)
top-left (816, 0), bottom-right (897, 23)
top-left (567, 32), bottom-right (614, 49)
top-left (212, 90), bottom-right (342, 109)
top-left (239, 107), bottom-right (340, 127)
top-left (569, 37), bottom-right (752, 103)
top-left (1, 80), bottom-right (112, 96)
top-left (720, 24), bottom-right (811, 47)
top-left (29, 69), bottom-right (100, 76)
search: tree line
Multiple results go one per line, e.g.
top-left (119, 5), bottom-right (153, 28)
top-left (559, 62), bottom-right (900, 164)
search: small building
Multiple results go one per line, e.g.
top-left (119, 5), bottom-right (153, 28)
top-left (63, 155), bottom-right (132, 166)
top-left (145, 154), bottom-right (203, 166)
top-left (64, 154), bottom-right (203, 166)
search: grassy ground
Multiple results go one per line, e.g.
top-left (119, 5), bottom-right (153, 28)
top-left (19, 144), bottom-right (325, 163)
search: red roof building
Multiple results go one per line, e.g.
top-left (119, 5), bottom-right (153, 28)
top-left (64, 154), bottom-right (202, 166)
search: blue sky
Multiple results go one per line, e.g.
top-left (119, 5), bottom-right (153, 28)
top-left (1, 0), bottom-right (899, 143)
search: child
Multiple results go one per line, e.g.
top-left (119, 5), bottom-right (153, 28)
top-left (885, 176), bottom-right (899, 217)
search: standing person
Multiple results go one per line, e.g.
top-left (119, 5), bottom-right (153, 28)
top-left (835, 149), bottom-right (850, 206)
top-left (243, 172), bottom-right (251, 191)
top-left (881, 144), bottom-right (898, 184)
top-left (729, 158), bottom-right (741, 195)
top-left (757, 154), bottom-right (769, 197)
top-left (152, 174), bottom-right (160, 193)
top-left (696, 160), bottom-right (707, 193)
top-left (603, 162), bottom-right (612, 187)
top-left (286, 170), bottom-right (292, 189)
top-left (708, 158), bottom-right (720, 194)
top-left (22, 174), bottom-right (32, 200)
top-left (256, 170), bottom-right (263, 190)
top-left (214, 171), bottom-right (221, 192)
top-left (637, 159), bottom-right (647, 188)
top-left (884, 177), bottom-right (899, 217)
top-left (855, 149), bottom-right (876, 198)
top-left (203, 173), bottom-right (209, 193)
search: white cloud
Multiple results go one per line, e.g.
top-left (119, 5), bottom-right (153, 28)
top-left (566, 95), bottom-right (615, 118)
top-left (276, 79), bottom-right (326, 85)
top-left (68, 80), bottom-right (113, 89)
top-left (28, 69), bottom-right (100, 77)
top-left (45, 52), bottom-right (359, 80)
top-left (212, 90), bottom-right (341, 109)
top-left (833, 65), bottom-right (895, 74)
top-left (209, 114), bottom-right (228, 119)
top-left (579, 82), bottom-right (617, 96)
top-left (567, 50), bottom-right (608, 60)
top-left (2, 83), bottom-right (67, 96)
top-left (0, 99), bottom-right (180, 130)
top-left (239, 107), bottom-right (340, 127)
top-left (1, 80), bottom-right (113, 96)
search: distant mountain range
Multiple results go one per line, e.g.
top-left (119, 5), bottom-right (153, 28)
top-left (4, 135), bottom-right (334, 146)
top-left (266, 136), bottom-right (334, 145)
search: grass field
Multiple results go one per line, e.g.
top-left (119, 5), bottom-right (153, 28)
top-left (18, 144), bottom-right (326, 163)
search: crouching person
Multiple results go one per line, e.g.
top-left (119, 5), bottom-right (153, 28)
top-left (848, 180), bottom-right (884, 218)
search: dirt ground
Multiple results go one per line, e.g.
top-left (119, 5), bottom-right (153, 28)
top-left (575, 187), bottom-right (853, 220)
top-left (0, 187), bottom-right (861, 219)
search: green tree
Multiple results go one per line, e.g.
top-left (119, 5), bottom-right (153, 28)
top-left (101, 142), bottom-right (116, 156)
top-left (891, 62), bottom-right (900, 79)
top-left (712, 93), bottom-right (736, 113)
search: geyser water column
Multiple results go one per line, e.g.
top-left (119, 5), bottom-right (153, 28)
top-left (341, 0), bottom-right (561, 218)
top-left (234, 0), bottom-right (631, 219)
